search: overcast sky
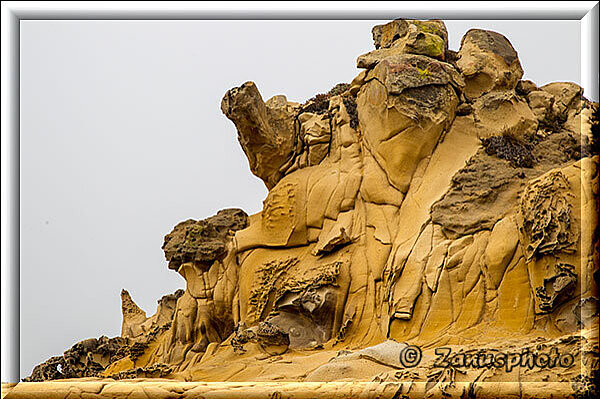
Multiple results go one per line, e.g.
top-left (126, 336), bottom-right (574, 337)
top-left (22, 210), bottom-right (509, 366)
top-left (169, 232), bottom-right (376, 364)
top-left (19, 19), bottom-right (584, 379)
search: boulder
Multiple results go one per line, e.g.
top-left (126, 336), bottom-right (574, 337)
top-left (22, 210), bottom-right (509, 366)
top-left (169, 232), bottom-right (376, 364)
top-left (358, 19), bottom-right (449, 69)
top-left (457, 29), bottom-right (523, 99)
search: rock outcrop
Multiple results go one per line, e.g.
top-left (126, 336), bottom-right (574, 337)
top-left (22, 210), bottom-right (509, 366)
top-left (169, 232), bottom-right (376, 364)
top-left (23, 336), bottom-right (129, 382)
top-left (23, 18), bottom-right (598, 398)
top-left (221, 84), bottom-right (299, 189)
top-left (358, 19), bottom-right (449, 68)
top-left (457, 28), bottom-right (524, 100)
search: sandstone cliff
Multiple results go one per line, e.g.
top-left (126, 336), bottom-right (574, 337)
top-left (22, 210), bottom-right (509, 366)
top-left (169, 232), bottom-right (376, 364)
top-left (22, 19), bottom-right (598, 397)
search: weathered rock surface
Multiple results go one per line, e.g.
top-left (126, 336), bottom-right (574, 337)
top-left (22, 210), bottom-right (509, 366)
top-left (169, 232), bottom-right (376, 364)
top-left (121, 289), bottom-right (183, 340)
top-left (358, 53), bottom-right (462, 193)
top-left (358, 19), bottom-right (449, 69)
top-left (24, 336), bottom-right (129, 382)
top-left (472, 90), bottom-right (538, 140)
top-left (162, 208), bottom-right (248, 270)
top-left (457, 28), bottom-right (523, 100)
top-left (221, 83), bottom-right (299, 189)
top-left (22, 18), bottom-right (598, 398)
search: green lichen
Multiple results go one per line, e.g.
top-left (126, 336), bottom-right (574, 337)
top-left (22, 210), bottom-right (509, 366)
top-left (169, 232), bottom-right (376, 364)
top-left (412, 20), bottom-right (445, 39)
top-left (417, 67), bottom-right (431, 79)
top-left (420, 34), bottom-right (445, 57)
top-left (409, 33), bottom-right (445, 59)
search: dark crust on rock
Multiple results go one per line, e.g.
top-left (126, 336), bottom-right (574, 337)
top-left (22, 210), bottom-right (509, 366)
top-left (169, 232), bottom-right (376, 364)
top-left (462, 29), bottom-right (519, 65)
top-left (24, 336), bottom-right (129, 382)
top-left (158, 288), bottom-right (184, 306)
top-left (431, 151), bottom-right (520, 236)
top-left (401, 84), bottom-right (456, 112)
top-left (380, 54), bottom-right (462, 95)
top-left (108, 363), bottom-right (173, 380)
top-left (162, 208), bottom-right (248, 270)
top-left (535, 263), bottom-right (577, 313)
top-left (519, 171), bottom-right (577, 261)
top-left (431, 130), bottom-right (586, 237)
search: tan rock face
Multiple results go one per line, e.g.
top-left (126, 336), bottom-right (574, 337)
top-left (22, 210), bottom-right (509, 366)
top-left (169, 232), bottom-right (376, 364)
top-left (221, 82), bottom-right (298, 189)
top-left (25, 19), bottom-right (598, 393)
top-left (457, 29), bottom-right (523, 100)
top-left (121, 289), bottom-right (182, 340)
top-left (472, 90), bottom-right (538, 140)
top-left (358, 54), bottom-right (462, 192)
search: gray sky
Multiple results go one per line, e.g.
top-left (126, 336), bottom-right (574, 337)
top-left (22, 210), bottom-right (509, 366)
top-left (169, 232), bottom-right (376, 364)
top-left (20, 20), bottom-right (583, 379)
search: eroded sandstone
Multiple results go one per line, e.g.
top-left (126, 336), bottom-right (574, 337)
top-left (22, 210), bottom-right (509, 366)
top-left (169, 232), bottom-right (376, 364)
top-left (20, 18), bottom-right (599, 399)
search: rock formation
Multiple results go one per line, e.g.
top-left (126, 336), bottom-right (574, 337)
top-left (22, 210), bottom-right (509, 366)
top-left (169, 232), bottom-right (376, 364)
top-left (17, 18), bottom-right (598, 399)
